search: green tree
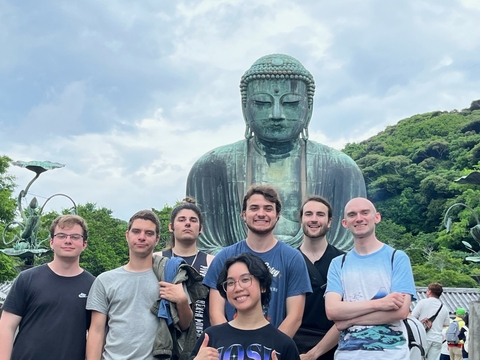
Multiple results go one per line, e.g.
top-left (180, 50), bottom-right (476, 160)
top-left (152, 204), bottom-right (174, 251)
top-left (76, 203), bottom-right (129, 277)
top-left (74, 203), bottom-right (175, 276)
top-left (0, 156), bottom-right (19, 282)
top-left (343, 106), bottom-right (480, 287)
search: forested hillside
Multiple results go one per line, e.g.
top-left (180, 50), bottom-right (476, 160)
top-left (344, 100), bottom-right (480, 287)
top-left (3, 100), bottom-right (480, 287)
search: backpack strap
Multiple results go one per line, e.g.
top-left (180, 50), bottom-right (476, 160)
top-left (403, 319), bottom-right (415, 348)
top-left (390, 249), bottom-right (397, 269)
top-left (341, 253), bottom-right (347, 268)
top-left (429, 304), bottom-right (443, 322)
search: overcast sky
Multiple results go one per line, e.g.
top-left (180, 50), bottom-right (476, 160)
top-left (1, 0), bottom-right (480, 221)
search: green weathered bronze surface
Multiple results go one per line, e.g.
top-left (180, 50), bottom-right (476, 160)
top-left (186, 54), bottom-right (366, 254)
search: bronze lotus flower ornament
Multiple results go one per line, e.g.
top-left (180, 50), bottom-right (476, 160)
top-left (1, 160), bottom-right (76, 266)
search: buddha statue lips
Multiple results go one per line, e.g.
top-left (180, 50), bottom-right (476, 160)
top-left (186, 54), bottom-right (366, 254)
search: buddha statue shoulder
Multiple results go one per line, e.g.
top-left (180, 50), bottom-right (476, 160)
top-left (187, 54), bottom-right (366, 254)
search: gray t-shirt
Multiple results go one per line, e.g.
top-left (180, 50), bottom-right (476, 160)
top-left (86, 267), bottom-right (159, 360)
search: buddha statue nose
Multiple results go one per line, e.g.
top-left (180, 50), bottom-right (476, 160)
top-left (270, 100), bottom-right (285, 121)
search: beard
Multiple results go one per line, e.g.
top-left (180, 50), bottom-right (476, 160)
top-left (246, 220), bottom-right (277, 236)
top-left (302, 223), bottom-right (329, 239)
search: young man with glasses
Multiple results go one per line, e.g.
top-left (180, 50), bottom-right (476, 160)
top-left (0, 215), bottom-right (95, 360)
top-left (203, 185), bottom-right (311, 338)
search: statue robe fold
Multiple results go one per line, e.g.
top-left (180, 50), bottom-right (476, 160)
top-left (186, 138), bottom-right (366, 254)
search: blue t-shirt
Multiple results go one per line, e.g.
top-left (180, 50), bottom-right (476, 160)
top-left (203, 240), bottom-right (312, 327)
top-left (326, 244), bottom-right (416, 360)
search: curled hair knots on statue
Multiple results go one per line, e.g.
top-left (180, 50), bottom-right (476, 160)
top-left (239, 54), bottom-right (316, 108)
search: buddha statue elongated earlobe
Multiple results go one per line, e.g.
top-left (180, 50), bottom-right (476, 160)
top-left (245, 124), bottom-right (253, 139)
top-left (301, 127), bottom-right (309, 141)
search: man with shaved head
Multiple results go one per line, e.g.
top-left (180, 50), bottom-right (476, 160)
top-left (325, 197), bottom-right (416, 360)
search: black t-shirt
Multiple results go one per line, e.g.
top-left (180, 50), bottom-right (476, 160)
top-left (3, 264), bottom-right (95, 360)
top-left (294, 244), bottom-right (344, 357)
top-left (191, 323), bottom-right (300, 359)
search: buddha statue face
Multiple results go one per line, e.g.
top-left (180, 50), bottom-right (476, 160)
top-left (244, 79), bottom-right (312, 143)
top-left (240, 54), bottom-right (315, 142)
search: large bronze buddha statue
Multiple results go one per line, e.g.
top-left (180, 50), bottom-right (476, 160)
top-left (186, 54), bottom-right (366, 254)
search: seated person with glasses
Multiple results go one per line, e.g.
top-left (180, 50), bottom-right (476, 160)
top-left (191, 252), bottom-right (300, 360)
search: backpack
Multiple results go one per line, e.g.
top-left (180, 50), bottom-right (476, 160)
top-left (404, 317), bottom-right (427, 360)
top-left (446, 320), bottom-right (460, 344)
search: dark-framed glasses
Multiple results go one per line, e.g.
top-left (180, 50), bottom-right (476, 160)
top-left (222, 274), bottom-right (253, 292)
top-left (54, 233), bottom-right (84, 241)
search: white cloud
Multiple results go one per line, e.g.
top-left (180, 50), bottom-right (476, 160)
top-left (7, 108), bottom-right (245, 220)
top-left (459, 0), bottom-right (480, 10)
top-left (431, 56), bottom-right (453, 71)
top-left (2, 0), bottom-right (480, 221)
top-left (170, 2), bottom-right (332, 70)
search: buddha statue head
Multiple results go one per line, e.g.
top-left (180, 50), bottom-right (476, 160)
top-left (240, 54), bottom-right (316, 142)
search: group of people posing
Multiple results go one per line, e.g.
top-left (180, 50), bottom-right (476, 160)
top-left (0, 184), bottom-right (419, 360)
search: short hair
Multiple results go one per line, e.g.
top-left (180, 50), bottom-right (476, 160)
top-left (299, 195), bottom-right (333, 220)
top-left (168, 197), bottom-right (203, 247)
top-left (216, 253), bottom-right (272, 307)
top-left (128, 210), bottom-right (160, 235)
top-left (242, 185), bottom-right (282, 214)
top-left (427, 282), bottom-right (443, 298)
top-left (50, 215), bottom-right (88, 241)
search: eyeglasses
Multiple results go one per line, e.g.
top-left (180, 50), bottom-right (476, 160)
top-left (221, 275), bottom-right (253, 292)
top-left (54, 233), bottom-right (84, 241)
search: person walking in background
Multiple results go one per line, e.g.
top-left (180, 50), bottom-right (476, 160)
top-left (412, 282), bottom-right (450, 360)
top-left (0, 215), bottom-right (95, 360)
top-left (447, 308), bottom-right (466, 360)
top-left (458, 313), bottom-right (469, 360)
top-left (325, 197), bottom-right (416, 359)
top-left (295, 196), bottom-right (343, 360)
top-left (440, 324), bottom-right (451, 360)
top-left (191, 253), bottom-right (300, 359)
top-left (154, 197), bottom-right (214, 338)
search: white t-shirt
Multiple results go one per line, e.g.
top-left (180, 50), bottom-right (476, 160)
top-left (326, 245), bottom-right (416, 360)
top-left (411, 297), bottom-right (450, 343)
